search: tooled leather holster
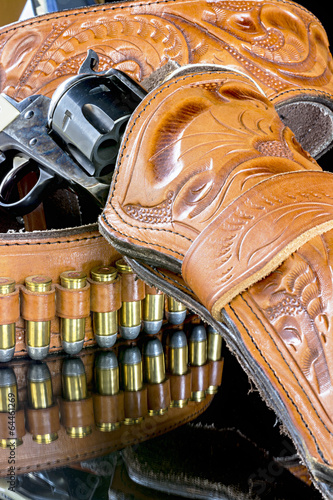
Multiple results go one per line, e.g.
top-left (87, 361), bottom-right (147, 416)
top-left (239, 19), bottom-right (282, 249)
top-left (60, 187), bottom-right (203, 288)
top-left (2, 1), bottom-right (333, 498)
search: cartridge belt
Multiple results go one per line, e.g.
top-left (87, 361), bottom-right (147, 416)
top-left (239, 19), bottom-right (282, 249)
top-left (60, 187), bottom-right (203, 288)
top-left (0, 223), bottom-right (197, 360)
top-left (0, 322), bottom-right (223, 475)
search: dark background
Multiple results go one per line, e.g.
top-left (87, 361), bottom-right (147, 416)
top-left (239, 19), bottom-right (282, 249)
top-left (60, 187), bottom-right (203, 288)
top-left (297, 0), bottom-right (333, 173)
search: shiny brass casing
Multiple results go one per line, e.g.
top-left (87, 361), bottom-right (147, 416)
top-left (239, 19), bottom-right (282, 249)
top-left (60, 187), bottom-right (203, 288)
top-left (145, 352), bottom-right (165, 385)
top-left (116, 259), bottom-right (142, 340)
top-left (189, 326), bottom-right (207, 402)
top-left (25, 276), bottom-right (52, 361)
top-left (169, 345), bottom-right (188, 376)
top-left (0, 368), bottom-right (22, 449)
top-left (143, 294), bottom-right (164, 322)
top-left (207, 326), bottom-right (223, 394)
top-left (189, 340), bottom-right (207, 367)
top-left (122, 360), bottom-right (143, 392)
top-left (95, 351), bottom-right (121, 431)
top-left (169, 330), bottom-right (189, 408)
top-left (27, 363), bottom-right (58, 443)
top-left (143, 290), bottom-right (164, 334)
top-left (144, 338), bottom-right (168, 416)
top-left (119, 301), bottom-right (141, 328)
top-left (207, 327), bottom-right (223, 362)
top-left (95, 356), bottom-right (119, 397)
top-left (62, 358), bottom-right (91, 438)
top-left (121, 347), bottom-right (144, 425)
top-left (91, 266), bottom-right (119, 347)
top-left (60, 271), bottom-right (87, 354)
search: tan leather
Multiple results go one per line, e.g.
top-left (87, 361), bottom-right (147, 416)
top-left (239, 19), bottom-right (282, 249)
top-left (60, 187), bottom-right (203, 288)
top-left (25, 405), bottom-right (60, 437)
top-left (169, 372), bottom-right (192, 402)
top-left (0, 289), bottom-right (20, 325)
top-left (55, 283), bottom-right (91, 319)
top-left (21, 286), bottom-right (56, 322)
top-left (0, 343), bottom-right (217, 476)
top-left (120, 271), bottom-right (146, 302)
top-left (93, 392), bottom-right (125, 426)
top-left (0, 0), bottom-right (331, 105)
top-left (0, 0), bottom-right (333, 157)
top-left (89, 276), bottom-right (122, 312)
top-left (0, 225), bottom-right (120, 356)
top-left (0, 0), bottom-right (332, 492)
top-left (100, 69), bottom-right (333, 497)
top-left (100, 70), bottom-right (333, 315)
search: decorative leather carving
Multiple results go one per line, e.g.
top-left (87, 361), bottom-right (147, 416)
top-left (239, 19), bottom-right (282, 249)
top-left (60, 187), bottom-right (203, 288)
top-left (249, 231), bottom-right (333, 416)
top-left (0, 0), bottom-right (332, 109)
top-left (100, 68), bottom-right (333, 495)
top-left (100, 70), bottom-right (333, 314)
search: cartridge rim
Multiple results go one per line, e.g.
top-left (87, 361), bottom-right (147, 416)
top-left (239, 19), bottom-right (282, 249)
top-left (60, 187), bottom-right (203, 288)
top-left (60, 271), bottom-right (87, 289)
top-left (115, 259), bottom-right (133, 274)
top-left (170, 399), bottom-right (188, 408)
top-left (206, 385), bottom-right (219, 395)
top-left (0, 438), bottom-right (23, 449)
top-left (148, 407), bottom-right (168, 416)
top-left (33, 432), bottom-right (58, 444)
top-left (97, 421), bottom-right (121, 432)
top-left (0, 277), bottom-right (15, 294)
top-left (25, 275), bottom-right (52, 292)
top-left (90, 265), bottom-right (117, 282)
top-left (191, 390), bottom-right (206, 402)
top-left (123, 416), bottom-right (144, 425)
top-left (66, 425), bottom-right (92, 438)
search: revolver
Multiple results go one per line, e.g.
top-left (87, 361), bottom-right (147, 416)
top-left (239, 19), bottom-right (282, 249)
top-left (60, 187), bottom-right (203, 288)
top-left (0, 50), bottom-right (146, 215)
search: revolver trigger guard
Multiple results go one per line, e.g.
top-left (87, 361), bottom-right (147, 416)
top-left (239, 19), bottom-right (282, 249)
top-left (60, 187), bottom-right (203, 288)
top-left (0, 167), bottom-right (55, 216)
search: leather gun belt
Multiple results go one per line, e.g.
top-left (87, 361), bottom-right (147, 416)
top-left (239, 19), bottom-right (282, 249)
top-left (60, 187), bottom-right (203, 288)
top-left (2, 1), bottom-right (333, 498)
top-left (1, 0), bottom-right (333, 160)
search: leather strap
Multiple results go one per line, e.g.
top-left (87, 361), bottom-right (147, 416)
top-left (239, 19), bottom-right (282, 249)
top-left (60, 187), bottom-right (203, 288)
top-left (147, 379), bottom-right (171, 412)
top-left (0, 408), bottom-right (25, 440)
top-left (21, 286), bottom-right (56, 322)
top-left (208, 360), bottom-right (224, 389)
top-left (0, 0), bottom-right (332, 111)
top-left (0, 289), bottom-right (20, 325)
top-left (169, 372), bottom-right (192, 403)
top-left (89, 276), bottom-right (122, 313)
top-left (25, 404), bottom-right (60, 436)
top-left (182, 170), bottom-right (333, 318)
top-left (93, 392), bottom-right (125, 425)
top-left (120, 272), bottom-right (146, 302)
top-left (55, 284), bottom-right (91, 319)
top-left (0, 225), bottom-right (119, 356)
top-left (60, 397), bottom-right (95, 429)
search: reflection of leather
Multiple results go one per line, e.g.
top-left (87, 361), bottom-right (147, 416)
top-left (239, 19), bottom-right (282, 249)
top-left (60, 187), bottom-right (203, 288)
top-left (0, 346), bottom-right (217, 476)
top-left (100, 70), bottom-right (333, 493)
top-left (0, 0), bottom-right (332, 110)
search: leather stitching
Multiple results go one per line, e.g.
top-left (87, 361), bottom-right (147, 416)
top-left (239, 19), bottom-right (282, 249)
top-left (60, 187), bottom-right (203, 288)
top-left (229, 296), bottom-right (330, 465)
top-left (0, 0), bottom-right (324, 36)
top-left (0, 233), bottom-right (102, 248)
top-left (100, 212), bottom-right (187, 257)
top-left (272, 88), bottom-right (333, 102)
top-left (153, 267), bottom-right (194, 294)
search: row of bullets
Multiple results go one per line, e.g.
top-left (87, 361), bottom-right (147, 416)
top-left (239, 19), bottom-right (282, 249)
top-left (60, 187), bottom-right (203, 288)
top-left (0, 323), bottom-right (223, 447)
top-left (0, 259), bottom-right (188, 361)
